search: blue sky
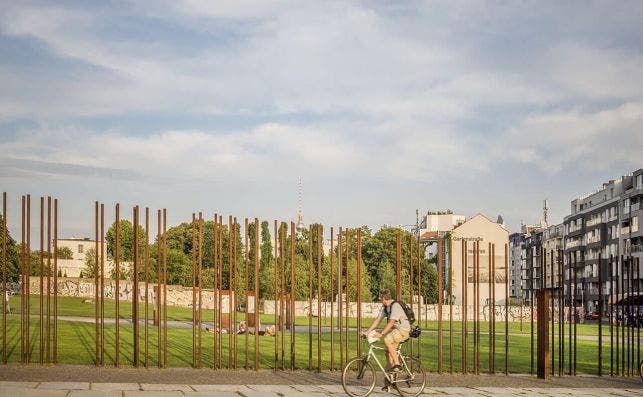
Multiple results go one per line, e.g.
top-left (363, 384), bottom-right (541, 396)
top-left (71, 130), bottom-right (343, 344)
top-left (0, 1), bottom-right (642, 238)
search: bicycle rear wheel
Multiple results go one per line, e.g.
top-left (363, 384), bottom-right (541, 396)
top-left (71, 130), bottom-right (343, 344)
top-left (342, 357), bottom-right (376, 397)
top-left (394, 356), bottom-right (426, 397)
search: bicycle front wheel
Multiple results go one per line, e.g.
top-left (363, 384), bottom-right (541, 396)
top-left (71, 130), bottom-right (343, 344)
top-left (342, 357), bottom-right (376, 397)
top-left (394, 356), bottom-right (426, 397)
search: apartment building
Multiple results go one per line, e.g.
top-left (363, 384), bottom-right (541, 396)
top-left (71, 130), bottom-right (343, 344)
top-left (563, 168), bottom-right (642, 313)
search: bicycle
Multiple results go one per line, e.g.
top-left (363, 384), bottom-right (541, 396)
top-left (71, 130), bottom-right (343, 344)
top-left (342, 334), bottom-right (426, 397)
top-left (639, 359), bottom-right (642, 381)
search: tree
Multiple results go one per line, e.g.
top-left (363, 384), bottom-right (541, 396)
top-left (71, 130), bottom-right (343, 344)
top-left (260, 221), bottom-right (273, 272)
top-left (81, 247), bottom-right (98, 278)
top-left (106, 220), bottom-right (147, 262)
top-left (0, 216), bottom-right (23, 282)
top-left (56, 246), bottom-right (73, 260)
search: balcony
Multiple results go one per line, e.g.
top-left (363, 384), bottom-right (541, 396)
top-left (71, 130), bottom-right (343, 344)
top-left (586, 218), bottom-right (602, 227)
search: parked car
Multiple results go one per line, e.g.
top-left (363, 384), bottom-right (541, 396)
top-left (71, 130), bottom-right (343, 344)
top-left (585, 311), bottom-right (599, 320)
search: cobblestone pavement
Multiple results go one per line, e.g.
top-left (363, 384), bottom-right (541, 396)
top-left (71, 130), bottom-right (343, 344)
top-left (0, 365), bottom-right (640, 396)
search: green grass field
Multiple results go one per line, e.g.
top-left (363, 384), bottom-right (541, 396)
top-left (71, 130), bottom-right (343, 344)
top-left (2, 295), bottom-right (639, 374)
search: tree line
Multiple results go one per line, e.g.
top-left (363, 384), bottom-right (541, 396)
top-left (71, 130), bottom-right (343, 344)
top-left (0, 215), bottom-right (437, 304)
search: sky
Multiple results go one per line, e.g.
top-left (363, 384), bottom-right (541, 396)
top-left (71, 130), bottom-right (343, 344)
top-left (0, 1), bottom-right (642, 240)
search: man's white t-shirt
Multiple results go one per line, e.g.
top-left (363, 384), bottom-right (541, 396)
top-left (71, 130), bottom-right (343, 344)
top-left (378, 302), bottom-right (411, 332)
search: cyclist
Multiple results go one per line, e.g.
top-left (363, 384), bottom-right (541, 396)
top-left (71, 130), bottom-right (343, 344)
top-left (362, 289), bottom-right (410, 373)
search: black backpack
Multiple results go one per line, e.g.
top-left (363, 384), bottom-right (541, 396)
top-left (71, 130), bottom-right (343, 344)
top-left (385, 300), bottom-right (416, 324)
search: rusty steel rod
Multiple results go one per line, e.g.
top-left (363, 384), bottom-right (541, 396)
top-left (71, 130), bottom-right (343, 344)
top-left (346, 229), bottom-right (351, 362)
top-left (475, 241), bottom-right (480, 374)
top-left (573, 251), bottom-right (578, 375)
top-left (408, 234), bottom-right (414, 360)
top-left (144, 208), bottom-right (149, 367)
top-left (437, 236), bottom-right (443, 373)
top-left (356, 228), bottom-right (362, 360)
top-left (598, 252), bottom-right (603, 376)
top-left (115, 203), bottom-right (120, 367)
top-left (1, 192), bottom-right (5, 364)
top-left (95, 201), bottom-right (100, 365)
top-left (156, 210), bottom-right (162, 367)
top-left (338, 227), bottom-right (344, 369)
top-left (558, 249), bottom-right (563, 376)
top-left (232, 217), bottom-right (237, 369)
top-left (163, 209), bottom-right (168, 367)
top-left (504, 243), bottom-right (509, 375)
top-left (449, 237), bottom-right (454, 373)
top-left (217, 215), bottom-right (223, 369)
top-left (198, 213), bottom-right (203, 369)
top-left (191, 214), bottom-right (197, 368)
top-left (253, 218), bottom-right (259, 370)
top-left (290, 222), bottom-right (295, 370)
top-left (330, 226), bottom-right (335, 371)
top-left (462, 240), bottom-right (467, 374)
top-left (53, 199), bottom-right (58, 363)
top-left (20, 195), bottom-right (24, 364)
top-left (417, 232), bottom-right (422, 361)
top-left (99, 203), bottom-right (104, 366)
top-left (530, 245), bottom-right (534, 375)
top-left (274, 220), bottom-right (279, 370)
top-left (396, 231), bottom-right (401, 300)
top-left (308, 224), bottom-right (313, 370)
top-left (552, 249), bottom-right (556, 376)
top-left (133, 206), bottom-right (140, 367)
top-left (491, 243), bottom-right (496, 374)
top-left (280, 223), bottom-right (286, 370)
top-left (317, 223), bottom-right (322, 372)
top-left (243, 217), bottom-right (248, 370)
top-left (39, 197), bottom-right (44, 365)
top-left (228, 216), bottom-right (234, 369)
top-left (569, 252), bottom-right (574, 375)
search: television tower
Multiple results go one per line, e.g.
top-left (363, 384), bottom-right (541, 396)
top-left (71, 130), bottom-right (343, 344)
top-left (296, 177), bottom-right (305, 233)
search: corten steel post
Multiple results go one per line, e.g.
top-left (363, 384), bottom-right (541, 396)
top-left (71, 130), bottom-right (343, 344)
top-left (1, 192), bottom-right (6, 364)
top-left (94, 202), bottom-right (100, 365)
top-left (316, 224), bottom-right (322, 372)
top-left (163, 209), bottom-right (168, 367)
top-left (144, 208), bottom-right (149, 367)
top-left (290, 222), bottom-right (295, 370)
top-left (308, 224), bottom-right (313, 370)
top-left (23, 195), bottom-right (31, 363)
top-left (551, 250), bottom-right (556, 376)
top-left (228, 216), bottom-right (234, 369)
top-left (157, 210), bottom-right (162, 367)
top-left (529, 247), bottom-right (536, 375)
top-left (637, 258), bottom-right (641, 376)
top-left (356, 228), bottom-right (363, 359)
top-left (39, 197), bottom-right (44, 365)
top-left (231, 218), bottom-right (237, 369)
top-left (488, 242), bottom-right (492, 374)
top-left (274, 220), bottom-right (279, 370)
top-left (492, 243), bottom-right (497, 374)
top-left (133, 206), bottom-right (140, 367)
top-left (558, 250), bottom-right (563, 376)
top-left (417, 234), bottom-right (422, 360)
top-left (450, 238), bottom-right (454, 373)
top-left (573, 251), bottom-right (578, 375)
top-left (598, 252), bottom-right (603, 375)
top-left (198, 214), bottom-right (203, 369)
top-left (243, 218), bottom-right (248, 370)
top-left (569, 252), bottom-right (574, 375)
top-left (615, 255), bottom-right (619, 375)
top-left (346, 229), bottom-right (350, 361)
top-left (396, 232), bottom-right (401, 300)
top-left (20, 195), bottom-right (24, 364)
top-left (338, 227), bottom-right (344, 369)
top-left (280, 223), bottom-right (286, 370)
top-left (115, 204), bottom-right (120, 367)
top-left (504, 244), bottom-right (509, 375)
top-left (191, 214), bottom-right (197, 368)
top-left (99, 203), bottom-right (105, 366)
top-left (536, 288), bottom-right (549, 379)
top-left (54, 199), bottom-right (58, 363)
top-left (253, 218), bottom-right (259, 370)
top-left (217, 215), bottom-right (223, 369)
top-left (437, 236), bottom-right (443, 373)
top-left (461, 240), bottom-right (467, 374)
top-left (475, 241), bottom-right (480, 374)
top-left (408, 235), bottom-right (414, 359)
top-left (330, 227), bottom-right (335, 371)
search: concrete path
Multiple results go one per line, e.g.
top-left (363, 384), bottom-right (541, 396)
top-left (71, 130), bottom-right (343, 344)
top-left (0, 365), bottom-right (641, 396)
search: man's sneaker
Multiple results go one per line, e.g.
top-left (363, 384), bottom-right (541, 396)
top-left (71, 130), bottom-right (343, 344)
top-left (388, 364), bottom-right (402, 373)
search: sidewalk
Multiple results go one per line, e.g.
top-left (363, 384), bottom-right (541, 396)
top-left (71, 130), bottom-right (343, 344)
top-left (0, 365), bottom-right (641, 396)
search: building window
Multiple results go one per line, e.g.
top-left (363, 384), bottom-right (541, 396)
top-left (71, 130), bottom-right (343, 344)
top-left (78, 244), bottom-right (84, 254)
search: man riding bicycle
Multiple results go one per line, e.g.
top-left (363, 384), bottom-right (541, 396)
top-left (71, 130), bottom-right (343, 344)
top-left (362, 289), bottom-right (410, 373)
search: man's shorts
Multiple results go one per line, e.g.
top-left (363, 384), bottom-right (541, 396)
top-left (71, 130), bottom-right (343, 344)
top-left (384, 328), bottom-right (409, 347)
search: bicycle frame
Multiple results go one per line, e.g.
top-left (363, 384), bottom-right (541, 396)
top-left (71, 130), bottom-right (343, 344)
top-left (358, 342), bottom-right (413, 385)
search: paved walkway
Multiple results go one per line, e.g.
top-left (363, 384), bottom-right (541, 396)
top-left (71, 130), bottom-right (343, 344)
top-left (0, 366), bottom-right (641, 396)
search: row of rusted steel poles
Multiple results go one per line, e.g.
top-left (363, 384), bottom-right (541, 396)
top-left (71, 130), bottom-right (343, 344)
top-left (0, 194), bottom-right (60, 364)
top-left (92, 203), bottom-right (168, 367)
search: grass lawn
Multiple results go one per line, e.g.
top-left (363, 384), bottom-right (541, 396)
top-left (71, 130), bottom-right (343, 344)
top-left (2, 295), bottom-right (639, 374)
